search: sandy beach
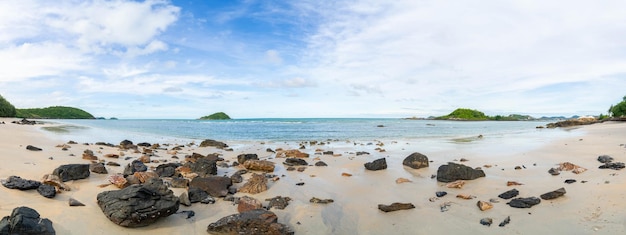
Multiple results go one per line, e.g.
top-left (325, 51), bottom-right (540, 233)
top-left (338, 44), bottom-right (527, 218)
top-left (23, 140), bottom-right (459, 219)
top-left (0, 118), bottom-right (625, 234)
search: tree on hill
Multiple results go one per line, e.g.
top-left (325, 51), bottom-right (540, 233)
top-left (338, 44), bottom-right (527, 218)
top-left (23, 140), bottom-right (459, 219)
top-left (16, 106), bottom-right (95, 119)
top-left (0, 94), bottom-right (16, 117)
top-left (199, 112), bottom-right (231, 120)
top-left (609, 96), bottom-right (626, 117)
top-left (436, 108), bottom-right (489, 120)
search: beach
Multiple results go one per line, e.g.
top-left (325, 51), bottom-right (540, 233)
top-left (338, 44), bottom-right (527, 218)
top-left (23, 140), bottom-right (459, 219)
top-left (0, 118), bottom-right (625, 234)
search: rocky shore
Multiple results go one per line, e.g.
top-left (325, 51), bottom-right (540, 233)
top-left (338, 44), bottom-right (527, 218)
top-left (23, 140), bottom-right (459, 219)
top-left (0, 118), bottom-right (625, 234)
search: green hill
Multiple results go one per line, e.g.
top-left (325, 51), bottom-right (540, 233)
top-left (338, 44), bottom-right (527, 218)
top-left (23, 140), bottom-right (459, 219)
top-left (199, 112), bottom-right (231, 120)
top-left (436, 108), bottom-right (489, 120)
top-left (16, 106), bottom-right (95, 119)
top-left (0, 94), bottom-right (16, 117)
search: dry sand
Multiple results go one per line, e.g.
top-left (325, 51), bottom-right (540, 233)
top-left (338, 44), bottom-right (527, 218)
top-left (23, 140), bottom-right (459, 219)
top-left (0, 118), bottom-right (625, 234)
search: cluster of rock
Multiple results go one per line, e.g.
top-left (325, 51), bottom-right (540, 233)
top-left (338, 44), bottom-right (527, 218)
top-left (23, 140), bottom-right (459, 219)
top-left (11, 118), bottom-right (38, 125)
top-left (597, 155), bottom-right (625, 170)
top-left (0, 207), bottom-right (55, 234)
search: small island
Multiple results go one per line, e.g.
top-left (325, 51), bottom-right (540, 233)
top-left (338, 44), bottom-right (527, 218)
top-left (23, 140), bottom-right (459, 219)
top-left (16, 106), bottom-right (95, 119)
top-left (433, 108), bottom-right (534, 121)
top-left (199, 112), bottom-right (231, 120)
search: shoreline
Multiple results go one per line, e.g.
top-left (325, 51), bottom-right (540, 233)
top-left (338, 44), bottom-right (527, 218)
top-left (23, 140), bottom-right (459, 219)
top-left (0, 118), bottom-right (625, 234)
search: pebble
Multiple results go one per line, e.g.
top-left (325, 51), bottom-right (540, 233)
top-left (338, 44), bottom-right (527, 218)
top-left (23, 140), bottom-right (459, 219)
top-left (480, 218), bottom-right (492, 226)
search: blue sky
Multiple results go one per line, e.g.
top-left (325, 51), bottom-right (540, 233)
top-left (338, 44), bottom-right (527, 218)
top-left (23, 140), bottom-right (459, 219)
top-left (0, 0), bottom-right (624, 118)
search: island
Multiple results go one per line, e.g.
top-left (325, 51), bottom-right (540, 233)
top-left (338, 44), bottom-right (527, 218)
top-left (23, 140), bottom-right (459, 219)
top-left (16, 106), bottom-right (95, 119)
top-left (199, 112), bottom-right (231, 120)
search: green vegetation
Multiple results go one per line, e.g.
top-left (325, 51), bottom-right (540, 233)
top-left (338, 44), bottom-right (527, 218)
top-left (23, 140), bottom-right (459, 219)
top-left (436, 108), bottom-right (489, 120)
top-left (199, 112), bottom-right (231, 120)
top-left (609, 96), bottom-right (626, 117)
top-left (0, 94), bottom-right (16, 117)
top-left (16, 106), bottom-right (95, 119)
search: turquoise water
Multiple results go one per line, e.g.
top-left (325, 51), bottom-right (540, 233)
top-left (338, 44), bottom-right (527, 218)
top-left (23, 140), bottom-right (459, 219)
top-left (44, 119), bottom-right (573, 145)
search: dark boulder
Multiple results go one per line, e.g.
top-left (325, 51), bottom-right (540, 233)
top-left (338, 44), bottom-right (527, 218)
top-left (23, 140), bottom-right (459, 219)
top-left (188, 187), bottom-right (211, 203)
top-left (155, 163), bottom-right (182, 177)
top-left (90, 163), bottom-right (108, 174)
top-left (119, 140), bottom-right (135, 149)
top-left (498, 189), bottom-right (519, 200)
top-left (37, 184), bottom-right (56, 198)
top-left (206, 209), bottom-right (293, 235)
top-left (436, 162), bottom-right (485, 182)
top-left (266, 196), bottom-right (291, 210)
top-left (435, 191), bottom-right (447, 197)
top-left (1, 176), bottom-right (41, 190)
top-left (315, 161), bottom-right (328, 166)
top-left (0, 206), bottom-right (55, 235)
top-left (597, 155), bottom-right (613, 163)
top-left (237, 154), bottom-right (259, 164)
top-left (26, 145), bottom-right (42, 151)
top-left (123, 160), bottom-right (148, 176)
top-left (540, 188), bottom-right (566, 200)
top-left (189, 176), bottom-right (232, 197)
top-left (378, 202), bottom-right (415, 212)
top-left (199, 139), bottom-right (229, 149)
top-left (599, 162), bottom-right (625, 170)
top-left (169, 177), bottom-right (189, 188)
top-left (52, 164), bottom-right (90, 182)
top-left (283, 158), bottom-right (308, 166)
top-left (548, 168), bottom-right (560, 176)
top-left (402, 152), bottom-right (429, 169)
top-left (97, 178), bottom-right (179, 227)
top-left (184, 158), bottom-right (217, 177)
top-left (364, 158), bottom-right (387, 171)
top-left (507, 197), bottom-right (541, 208)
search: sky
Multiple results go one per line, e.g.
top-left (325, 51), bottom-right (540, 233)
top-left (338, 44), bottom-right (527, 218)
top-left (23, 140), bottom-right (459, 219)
top-left (0, 0), bottom-right (625, 119)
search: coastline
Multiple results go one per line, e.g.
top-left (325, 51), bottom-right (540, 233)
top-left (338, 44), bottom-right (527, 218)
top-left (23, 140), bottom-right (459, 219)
top-left (0, 118), bottom-right (625, 234)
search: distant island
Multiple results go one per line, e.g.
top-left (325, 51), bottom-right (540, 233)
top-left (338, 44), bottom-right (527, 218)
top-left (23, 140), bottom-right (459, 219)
top-left (16, 106), bottom-right (95, 119)
top-left (199, 112), bottom-right (231, 120)
top-left (405, 108), bottom-right (553, 121)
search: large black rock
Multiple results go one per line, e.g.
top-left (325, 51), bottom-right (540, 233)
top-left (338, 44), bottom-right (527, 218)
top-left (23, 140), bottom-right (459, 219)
top-left (436, 162), bottom-right (485, 182)
top-left (507, 197), bottom-right (541, 208)
top-left (498, 189), bottom-right (520, 200)
top-left (402, 152), bottom-right (429, 169)
top-left (37, 184), bottom-right (56, 198)
top-left (1, 176), bottom-right (41, 190)
top-left (207, 209), bottom-right (293, 235)
top-left (540, 188), bottom-right (566, 200)
top-left (97, 179), bottom-right (179, 227)
top-left (52, 164), bottom-right (90, 182)
top-left (155, 163), bottom-right (182, 177)
top-left (283, 158), bottom-right (308, 166)
top-left (123, 160), bottom-right (148, 176)
top-left (364, 158), bottom-right (387, 171)
top-left (184, 158), bottom-right (217, 177)
top-left (199, 139), bottom-right (229, 148)
top-left (237, 154), bottom-right (259, 164)
top-left (0, 206), bottom-right (55, 235)
top-left (189, 176), bottom-right (232, 197)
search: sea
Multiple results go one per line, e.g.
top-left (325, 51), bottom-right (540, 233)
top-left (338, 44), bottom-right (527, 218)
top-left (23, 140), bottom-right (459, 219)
top-left (40, 119), bottom-right (583, 153)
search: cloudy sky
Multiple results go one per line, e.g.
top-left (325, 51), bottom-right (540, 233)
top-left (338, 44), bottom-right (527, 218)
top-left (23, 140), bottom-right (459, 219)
top-left (0, 0), bottom-right (624, 118)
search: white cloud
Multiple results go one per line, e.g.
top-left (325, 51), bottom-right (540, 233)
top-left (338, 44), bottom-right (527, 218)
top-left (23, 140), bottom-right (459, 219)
top-left (265, 49), bottom-right (283, 64)
top-left (257, 77), bottom-right (317, 88)
top-left (0, 42), bottom-right (87, 82)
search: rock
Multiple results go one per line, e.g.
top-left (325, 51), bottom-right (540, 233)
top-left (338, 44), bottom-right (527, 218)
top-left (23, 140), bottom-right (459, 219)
top-left (564, 179), bottom-right (576, 184)
top-left (540, 187), bottom-right (566, 200)
top-left (0, 206), bottom-right (55, 234)
top-left (238, 196), bottom-right (263, 213)
top-left (206, 209), bottom-right (293, 235)
top-left (499, 216), bottom-right (511, 227)
top-left (155, 163), bottom-right (182, 177)
top-left (169, 177), bottom-right (189, 188)
top-left (446, 180), bottom-right (466, 189)
top-left (230, 173), bottom-right (244, 184)
top-left (378, 202), bottom-right (415, 212)
top-left (599, 162), bottom-right (626, 170)
top-left (189, 176), bottom-right (232, 197)
top-left (315, 161), bottom-right (328, 166)
top-left (106, 162), bottom-right (121, 167)
top-left (598, 155), bottom-right (614, 163)
top-left (498, 189), bottom-right (519, 199)
top-left (480, 218), bottom-right (493, 226)
top-left (104, 153), bottom-right (119, 158)
top-left (26, 145), bottom-right (42, 151)
top-left (90, 163), bottom-right (108, 174)
top-left (199, 139), bottom-right (229, 149)
top-left (185, 157), bottom-right (218, 177)
top-left (295, 182), bottom-right (305, 186)
top-left (1, 176), bottom-right (41, 190)
top-left (52, 164), bottom-right (90, 182)
top-left (138, 155), bottom-right (151, 163)
top-left (507, 197), bottom-right (541, 208)
top-left (456, 194), bottom-right (475, 200)
top-left (276, 149), bottom-right (309, 158)
top-left (266, 196), bottom-right (291, 210)
top-left (107, 174), bottom-right (129, 188)
top-left (37, 184), bottom-right (56, 198)
top-left (179, 192), bottom-right (191, 206)
top-left (436, 162), bottom-right (485, 182)
top-left (243, 160), bottom-right (275, 172)
top-left (341, 172), bottom-right (352, 177)
top-left (514, 166), bottom-right (522, 170)
top-left (296, 167), bottom-right (306, 172)
top-left (283, 158), bottom-right (308, 166)
top-left (395, 178), bottom-right (412, 184)
top-left (310, 197), bottom-right (334, 204)
top-left (126, 175), bottom-right (141, 185)
top-left (237, 154), bottom-right (259, 164)
top-left (558, 162), bottom-right (587, 174)
top-left (435, 191), bottom-right (447, 197)
top-left (82, 149), bottom-right (97, 160)
top-left (402, 152), bottom-right (429, 169)
top-left (238, 173), bottom-right (268, 194)
top-left (477, 201), bottom-right (493, 211)
top-left (133, 172), bottom-right (159, 183)
top-left (507, 181), bottom-right (523, 186)
top-left (364, 158), bottom-right (387, 171)
top-left (69, 198), bottom-right (85, 206)
top-left (41, 174), bottom-right (69, 192)
top-left (548, 168), bottom-right (560, 175)
top-left (188, 187), bottom-right (211, 203)
top-left (97, 179), bottom-right (179, 227)
top-left (122, 160), bottom-right (148, 176)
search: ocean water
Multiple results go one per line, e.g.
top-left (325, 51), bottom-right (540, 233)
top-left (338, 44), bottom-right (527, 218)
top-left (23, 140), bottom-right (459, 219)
top-left (42, 119), bottom-right (579, 147)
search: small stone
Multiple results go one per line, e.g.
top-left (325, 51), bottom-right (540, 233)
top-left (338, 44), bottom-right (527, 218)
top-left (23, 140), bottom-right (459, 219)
top-left (456, 194), bottom-right (475, 200)
top-left (498, 189), bottom-right (519, 199)
top-left (446, 180), bottom-right (465, 189)
top-left (548, 168), bottom-right (560, 175)
top-left (514, 166), bottom-right (522, 170)
top-left (564, 179), bottom-right (576, 184)
top-left (69, 198), bottom-right (86, 206)
top-left (341, 172), bottom-right (352, 177)
top-left (179, 192), bottom-right (191, 206)
top-left (310, 197), bottom-right (334, 204)
top-left (507, 197), bottom-right (541, 208)
top-left (26, 145), bottom-right (43, 151)
top-left (378, 202), bottom-right (415, 212)
top-left (598, 155), bottom-right (614, 163)
top-left (507, 181), bottom-right (523, 186)
top-left (480, 218), bottom-right (493, 226)
top-left (477, 201), bottom-right (493, 211)
top-left (435, 191), bottom-right (447, 197)
top-left (499, 216), bottom-right (511, 227)
top-left (296, 182), bottom-right (305, 186)
top-left (540, 187), bottom-right (566, 200)
top-left (395, 178), bottom-right (411, 184)
top-left (315, 161), bottom-right (328, 166)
